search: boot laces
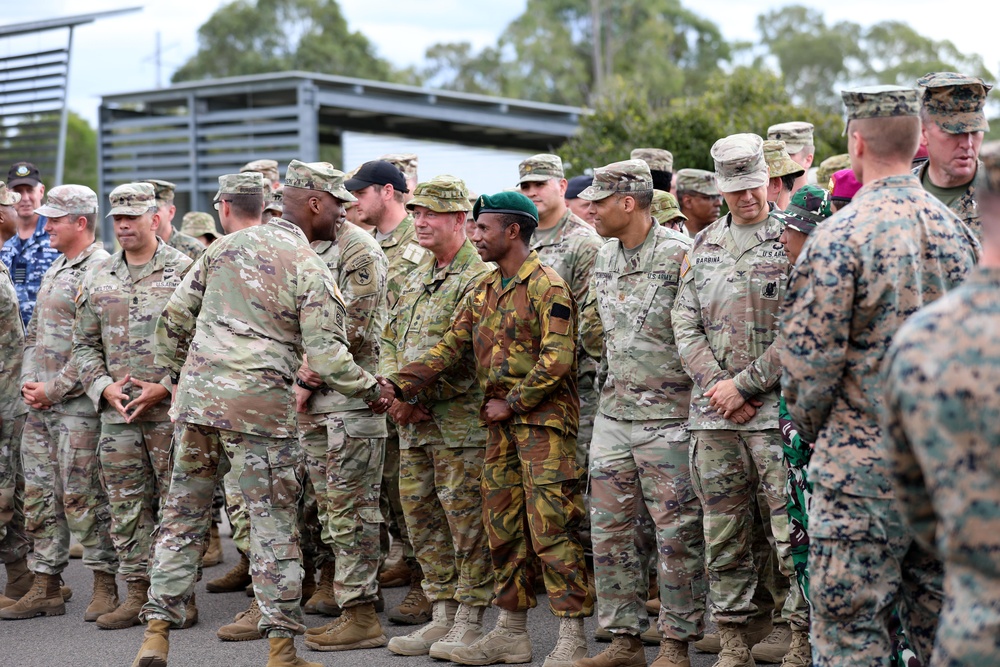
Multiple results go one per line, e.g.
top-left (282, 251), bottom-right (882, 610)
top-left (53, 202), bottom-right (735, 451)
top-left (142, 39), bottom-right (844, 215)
top-left (400, 583), bottom-right (426, 609)
top-left (547, 619), bottom-right (583, 659)
top-left (657, 639), bottom-right (687, 662)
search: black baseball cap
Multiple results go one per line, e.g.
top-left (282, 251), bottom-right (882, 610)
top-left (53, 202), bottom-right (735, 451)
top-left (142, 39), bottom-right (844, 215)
top-left (8, 162), bottom-right (41, 189)
top-left (343, 160), bottom-right (408, 194)
top-left (565, 175), bottom-right (592, 200)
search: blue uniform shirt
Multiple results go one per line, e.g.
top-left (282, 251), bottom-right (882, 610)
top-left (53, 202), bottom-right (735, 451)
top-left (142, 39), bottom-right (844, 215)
top-left (0, 215), bottom-right (58, 327)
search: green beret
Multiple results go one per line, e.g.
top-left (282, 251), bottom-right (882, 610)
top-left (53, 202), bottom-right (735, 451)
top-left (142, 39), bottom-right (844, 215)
top-left (472, 191), bottom-right (538, 222)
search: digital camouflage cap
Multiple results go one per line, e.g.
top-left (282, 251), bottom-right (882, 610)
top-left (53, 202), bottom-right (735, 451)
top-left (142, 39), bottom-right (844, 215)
top-left (763, 140), bottom-right (805, 180)
top-left (518, 153), bottom-right (564, 184)
top-left (816, 153), bottom-right (851, 190)
top-left (283, 160), bottom-right (357, 202)
top-left (405, 174), bottom-right (472, 213)
top-left (0, 181), bottom-right (21, 206)
top-left (651, 190), bottom-right (686, 226)
top-left (264, 188), bottom-right (283, 213)
top-left (180, 211), bottom-right (218, 238)
top-left (379, 153), bottom-right (418, 181)
top-left (630, 148), bottom-right (673, 172)
top-left (841, 85), bottom-right (920, 131)
top-left (979, 140), bottom-right (1000, 195)
top-left (214, 172), bottom-right (265, 202)
top-left (917, 71), bottom-right (992, 134)
top-left (711, 133), bottom-right (768, 193)
top-left (35, 184), bottom-right (98, 218)
top-left (107, 182), bottom-right (156, 217)
top-left (766, 121), bottom-right (814, 154)
top-left (774, 184), bottom-right (833, 235)
top-left (674, 169), bottom-right (719, 196)
top-left (241, 159), bottom-right (279, 183)
top-left (578, 159), bottom-right (653, 201)
top-left (142, 178), bottom-right (176, 206)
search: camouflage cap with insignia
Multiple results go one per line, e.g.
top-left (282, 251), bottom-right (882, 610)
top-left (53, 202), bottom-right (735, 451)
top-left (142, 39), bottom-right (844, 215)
top-left (630, 148), bottom-right (674, 173)
top-left (142, 179), bottom-right (176, 206)
top-left (773, 184), bottom-right (833, 235)
top-left (263, 188), bottom-right (283, 214)
top-left (766, 122), bottom-right (814, 154)
top-left (241, 159), bottom-right (279, 183)
top-left (0, 181), bottom-right (21, 206)
top-left (379, 153), bottom-right (418, 181)
top-left (405, 174), bottom-right (472, 213)
top-left (35, 184), bottom-right (98, 218)
top-left (979, 140), bottom-right (1000, 194)
top-left (711, 134), bottom-right (769, 193)
top-left (816, 153), bottom-right (851, 191)
top-left (214, 172), bottom-right (265, 202)
top-left (518, 153), bottom-right (564, 184)
top-left (841, 85), bottom-right (920, 133)
top-left (650, 190), bottom-right (686, 226)
top-left (578, 159), bottom-right (653, 201)
top-left (763, 140), bottom-right (805, 180)
top-left (107, 182), bottom-right (156, 217)
top-left (180, 211), bottom-right (218, 238)
top-left (917, 71), bottom-right (993, 134)
top-left (283, 160), bottom-right (357, 202)
top-left (674, 169), bottom-right (719, 196)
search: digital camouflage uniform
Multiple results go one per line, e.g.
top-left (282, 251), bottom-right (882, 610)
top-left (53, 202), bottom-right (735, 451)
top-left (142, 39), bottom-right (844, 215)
top-left (0, 260), bottom-right (29, 566)
top-left (167, 230), bottom-right (205, 261)
top-left (0, 214), bottom-right (59, 328)
top-left (389, 248), bottom-right (593, 618)
top-left (380, 178), bottom-right (492, 607)
top-left (21, 227), bottom-right (116, 577)
top-left (74, 231), bottom-right (192, 582)
top-left (780, 83), bottom-right (979, 667)
top-left (581, 160), bottom-right (704, 642)
top-left (299, 218), bottom-right (389, 608)
top-left (139, 166), bottom-right (383, 637)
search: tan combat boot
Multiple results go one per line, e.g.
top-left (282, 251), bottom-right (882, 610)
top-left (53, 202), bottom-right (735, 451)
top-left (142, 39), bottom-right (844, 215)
top-left (85, 570), bottom-right (119, 621)
top-left (713, 626), bottom-right (755, 667)
top-left (388, 577), bottom-right (431, 625)
top-left (575, 633), bottom-right (645, 667)
top-left (378, 558), bottom-right (414, 588)
top-left (96, 579), bottom-right (149, 629)
top-left (131, 619), bottom-right (170, 667)
top-left (181, 592), bottom-right (198, 629)
top-left (0, 571), bottom-right (65, 619)
top-left (778, 630), bottom-right (809, 667)
top-left (217, 598), bottom-right (264, 641)
top-left (0, 593), bottom-right (16, 609)
top-left (652, 638), bottom-right (690, 667)
top-left (542, 617), bottom-right (587, 667)
top-left (266, 637), bottom-right (322, 667)
top-left (596, 625), bottom-right (660, 646)
top-left (450, 609), bottom-right (532, 665)
top-left (388, 599), bottom-right (457, 655)
top-left (303, 602), bottom-right (387, 651)
top-left (750, 623), bottom-right (792, 664)
top-left (303, 561), bottom-right (335, 615)
top-left (203, 523), bottom-right (224, 567)
top-left (429, 603), bottom-right (486, 660)
top-left (3, 558), bottom-right (33, 599)
top-left (69, 542), bottom-right (84, 558)
top-left (695, 616), bottom-right (773, 654)
top-left (206, 551), bottom-right (252, 593)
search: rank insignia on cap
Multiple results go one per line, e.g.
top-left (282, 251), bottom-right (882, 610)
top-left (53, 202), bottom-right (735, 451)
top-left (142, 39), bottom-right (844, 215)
top-left (16, 166), bottom-right (29, 177)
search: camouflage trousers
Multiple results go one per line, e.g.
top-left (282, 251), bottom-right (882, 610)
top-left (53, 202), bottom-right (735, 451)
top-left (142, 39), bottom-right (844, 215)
top-left (21, 410), bottom-right (116, 575)
top-left (590, 416), bottom-right (706, 641)
top-left (689, 429), bottom-right (807, 630)
top-left (142, 422), bottom-right (305, 636)
top-left (931, 568), bottom-right (1000, 667)
top-left (222, 447), bottom-right (250, 553)
top-left (0, 413), bottom-right (29, 564)
top-left (483, 422), bottom-right (593, 617)
top-left (379, 422), bottom-right (416, 567)
top-left (808, 484), bottom-right (943, 667)
top-left (299, 410), bottom-right (386, 608)
top-left (98, 420), bottom-right (173, 581)
top-left (398, 438), bottom-right (492, 606)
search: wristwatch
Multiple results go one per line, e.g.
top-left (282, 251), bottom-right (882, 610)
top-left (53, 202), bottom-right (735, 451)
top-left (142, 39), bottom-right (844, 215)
top-left (296, 378), bottom-right (320, 391)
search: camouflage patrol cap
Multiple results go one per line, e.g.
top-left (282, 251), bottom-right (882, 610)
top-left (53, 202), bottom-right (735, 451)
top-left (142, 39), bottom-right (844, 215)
top-left (241, 159), bottom-right (279, 183)
top-left (630, 148), bottom-right (674, 173)
top-left (379, 153), bottom-right (418, 181)
top-left (142, 179), bottom-right (176, 206)
top-left (35, 184), bottom-right (98, 218)
top-left (763, 140), bottom-right (805, 180)
top-left (405, 174), bottom-right (472, 213)
top-left (917, 72), bottom-right (992, 134)
top-left (774, 184), bottom-right (833, 235)
top-left (841, 85), bottom-right (920, 130)
top-left (107, 183), bottom-right (156, 217)
top-left (518, 154), bottom-right (564, 184)
top-left (263, 189), bottom-right (283, 214)
top-left (578, 159), bottom-right (653, 201)
top-left (283, 160), bottom-right (357, 202)
top-left (0, 182), bottom-right (20, 206)
top-left (767, 122), bottom-right (814, 154)
top-left (214, 172), bottom-right (265, 202)
top-left (978, 140), bottom-right (1000, 194)
top-left (180, 211), bottom-right (218, 238)
top-left (711, 134), bottom-right (769, 193)
top-left (650, 190), bottom-right (686, 226)
top-left (816, 153), bottom-right (851, 190)
top-left (674, 169), bottom-right (719, 196)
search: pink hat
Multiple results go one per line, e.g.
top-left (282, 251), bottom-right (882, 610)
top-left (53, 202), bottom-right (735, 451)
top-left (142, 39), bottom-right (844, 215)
top-left (831, 169), bottom-right (862, 202)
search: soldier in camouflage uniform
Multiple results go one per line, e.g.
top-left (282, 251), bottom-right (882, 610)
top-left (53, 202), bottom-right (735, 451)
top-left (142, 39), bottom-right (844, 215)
top-left (179, 212), bottom-right (218, 247)
top-left (380, 176), bottom-right (493, 659)
top-left (815, 154), bottom-right (851, 191)
top-left (767, 122), bottom-right (814, 193)
top-left (780, 85), bottom-right (979, 667)
top-left (883, 139), bottom-right (1000, 667)
top-left (242, 159), bottom-right (282, 192)
top-left (671, 134), bottom-right (809, 667)
top-left (143, 180), bottom-right (204, 261)
top-left (914, 72), bottom-right (992, 241)
top-left (131, 165), bottom-right (394, 667)
top-left (651, 190), bottom-right (687, 232)
top-left (574, 160), bottom-right (703, 667)
top-left (674, 169), bottom-right (722, 238)
top-left (763, 141), bottom-right (805, 211)
top-left (387, 191), bottom-right (593, 667)
top-left (1, 186), bottom-right (119, 622)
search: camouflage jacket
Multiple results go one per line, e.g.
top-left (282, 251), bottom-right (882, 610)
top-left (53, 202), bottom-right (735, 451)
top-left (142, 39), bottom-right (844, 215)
top-left (780, 174), bottom-right (978, 498)
top-left (0, 262), bottom-right (27, 421)
top-left (74, 241), bottom-right (192, 424)
top-left (154, 218), bottom-right (378, 438)
top-left (389, 250), bottom-right (579, 434)
top-left (914, 159), bottom-right (986, 241)
top-left (305, 221), bottom-right (388, 414)
top-left (592, 222), bottom-right (692, 421)
top-left (0, 216), bottom-right (59, 327)
top-left (167, 228), bottom-right (206, 261)
top-left (378, 214), bottom-right (429, 311)
top-left (379, 239), bottom-right (491, 448)
top-left (22, 242), bottom-right (109, 417)
top-left (672, 211), bottom-right (788, 431)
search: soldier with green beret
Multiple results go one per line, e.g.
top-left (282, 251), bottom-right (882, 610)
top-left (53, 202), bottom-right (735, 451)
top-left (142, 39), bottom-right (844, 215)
top-left (767, 121), bottom-right (814, 192)
top-left (674, 169), bottom-right (722, 238)
top-left (763, 140), bottom-right (805, 210)
top-left (143, 179), bottom-right (204, 260)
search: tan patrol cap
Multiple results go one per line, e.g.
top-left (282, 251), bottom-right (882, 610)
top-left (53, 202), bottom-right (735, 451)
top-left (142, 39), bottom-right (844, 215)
top-left (142, 179), bottom-right (176, 206)
top-left (518, 154), bottom-right (564, 184)
top-left (0, 182), bottom-right (20, 207)
top-left (35, 184), bottom-right (98, 218)
top-left (578, 159), bottom-right (653, 201)
top-left (763, 140), bottom-right (805, 180)
top-left (674, 169), bottom-right (719, 196)
top-left (283, 160), bottom-right (356, 202)
top-left (630, 148), bottom-right (673, 173)
top-left (241, 159), bottom-right (279, 183)
top-left (711, 134), bottom-right (769, 193)
top-left (180, 211), bottom-right (218, 238)
top-left (766, 122), bottom-right (814, 154)
top-left (214, 172), bottom-right (265, 202)
top-left (405, 175), bottom-right (472, 213)
top-left (107, 183), bottom-right (156, 217)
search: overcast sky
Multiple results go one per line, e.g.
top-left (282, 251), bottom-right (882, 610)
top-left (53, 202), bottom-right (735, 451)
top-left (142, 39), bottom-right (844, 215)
top-left (2, 0), bottom-right (997, 126)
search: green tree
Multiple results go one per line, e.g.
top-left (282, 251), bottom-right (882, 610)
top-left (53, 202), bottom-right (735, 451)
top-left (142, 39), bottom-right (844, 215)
top-left (63, 111), bottom-right (98, 191)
